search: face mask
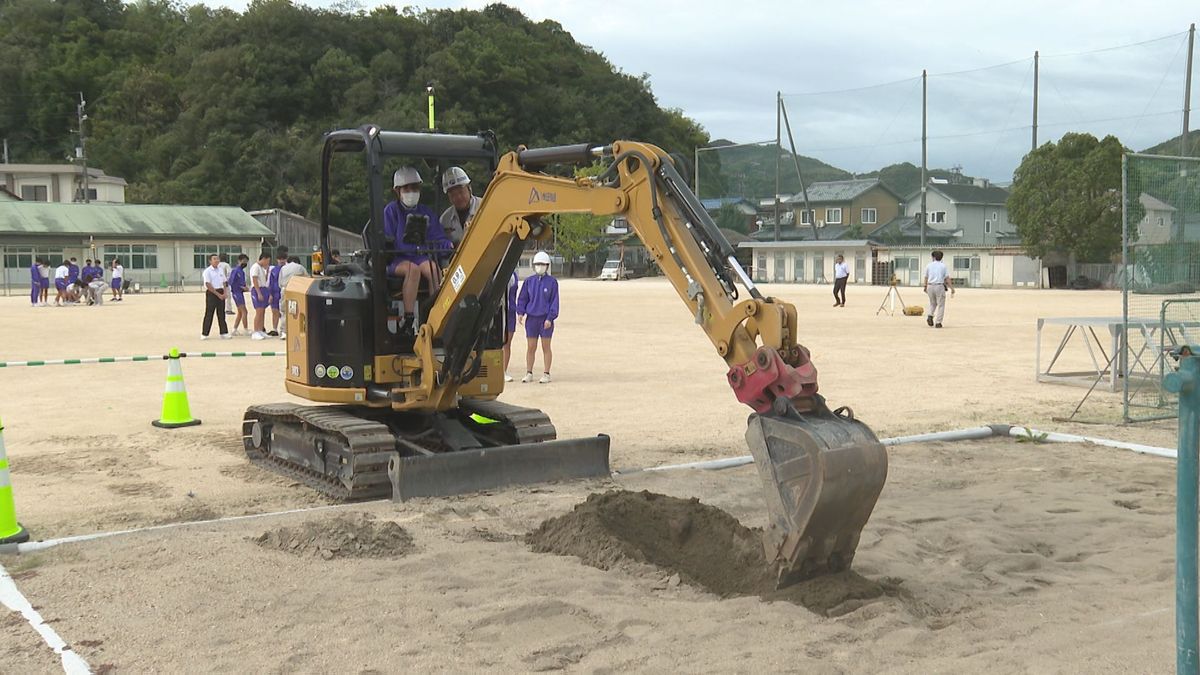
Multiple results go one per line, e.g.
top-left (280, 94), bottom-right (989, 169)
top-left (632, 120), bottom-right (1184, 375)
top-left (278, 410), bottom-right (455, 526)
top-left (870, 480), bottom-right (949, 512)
top-left (534, 264), bottom-right (548, 276)
top-left (400, 190), bottom-right (421, 208)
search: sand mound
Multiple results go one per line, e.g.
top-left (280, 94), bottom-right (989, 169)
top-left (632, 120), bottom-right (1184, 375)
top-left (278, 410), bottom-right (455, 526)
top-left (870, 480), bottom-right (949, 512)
top-left (527, 490), bottom-right (903, 614)
top-left (253, 514), bottom-right (414, 560)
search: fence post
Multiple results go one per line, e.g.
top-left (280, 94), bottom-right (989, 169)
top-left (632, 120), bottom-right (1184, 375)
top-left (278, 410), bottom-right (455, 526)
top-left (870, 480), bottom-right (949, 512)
top-left (1165, 349), bottom-right (1200, 673)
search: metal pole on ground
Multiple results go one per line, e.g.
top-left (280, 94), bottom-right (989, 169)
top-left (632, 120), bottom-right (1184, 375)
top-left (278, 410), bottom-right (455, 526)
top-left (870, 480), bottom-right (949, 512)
top-left (1165, 349), bottom-right (1200, 673)
top-left (920, 69), bottom-right (927, 247)
top-left (1182, 24), bottom-right (1194, 158)
top-left (1032, 50), bottom-right (1039, 152)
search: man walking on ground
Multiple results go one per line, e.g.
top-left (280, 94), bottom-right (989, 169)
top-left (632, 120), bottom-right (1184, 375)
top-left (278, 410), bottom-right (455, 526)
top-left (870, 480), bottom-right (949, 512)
top-left (201, 254), bottom-right (231, 340)
top-left (832, 254), bottom-right (849, 307)
top-left (922, 250), bottom-right (954, 329)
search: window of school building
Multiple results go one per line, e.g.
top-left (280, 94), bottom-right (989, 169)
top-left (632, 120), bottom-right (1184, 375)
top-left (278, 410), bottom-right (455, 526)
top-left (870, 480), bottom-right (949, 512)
top-left (102, 243), bottom-right (158, 269)
top-left (3, 246), bottom-right (65, 269)
top-left (193, 244), bottom-right (244, 269)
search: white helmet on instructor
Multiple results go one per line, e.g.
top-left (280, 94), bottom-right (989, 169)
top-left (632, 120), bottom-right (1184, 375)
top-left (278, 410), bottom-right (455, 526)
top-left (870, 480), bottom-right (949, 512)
top-left (393, 166), bottom-right (422, 187)
top-left (533, 251), bottom-right (551, 266)
top-left (442, 166), bottom-right (470, 193)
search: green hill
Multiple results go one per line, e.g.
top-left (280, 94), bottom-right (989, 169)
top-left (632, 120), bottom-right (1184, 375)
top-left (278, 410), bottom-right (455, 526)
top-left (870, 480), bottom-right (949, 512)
top-left (1142, 129), bottom-right (1200, 157)
top-left (859, 162), bottom-right (978, 197)
top-left (697, 139), bottom-right (851, 199)
top-left (0, 1), bottom-right (707, 223)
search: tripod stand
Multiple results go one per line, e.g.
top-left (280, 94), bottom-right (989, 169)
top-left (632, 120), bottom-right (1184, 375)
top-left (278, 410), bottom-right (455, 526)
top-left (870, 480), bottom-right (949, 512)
top-left (876, 282), bottom-right (907, 316)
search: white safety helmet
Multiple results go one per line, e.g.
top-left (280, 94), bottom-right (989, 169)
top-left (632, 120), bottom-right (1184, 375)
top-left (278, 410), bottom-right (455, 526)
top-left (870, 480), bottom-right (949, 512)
top-left (393, 166), bottom-right (422, 188)
top-left (533, 251), bottom-right (552, 266)
top-left (442, 166), bottom-right (471, 193)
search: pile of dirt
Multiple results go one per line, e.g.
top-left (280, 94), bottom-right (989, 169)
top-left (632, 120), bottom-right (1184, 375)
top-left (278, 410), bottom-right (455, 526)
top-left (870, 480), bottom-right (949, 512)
top-left (253, 513), bottom-right (414, 560)
top-left (527, 490), bottom-right (901, 615)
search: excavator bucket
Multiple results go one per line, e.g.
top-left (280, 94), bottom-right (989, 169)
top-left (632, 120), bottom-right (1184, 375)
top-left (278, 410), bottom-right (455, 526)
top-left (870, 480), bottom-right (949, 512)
top-left (745, 404), bottom-right (888, 588)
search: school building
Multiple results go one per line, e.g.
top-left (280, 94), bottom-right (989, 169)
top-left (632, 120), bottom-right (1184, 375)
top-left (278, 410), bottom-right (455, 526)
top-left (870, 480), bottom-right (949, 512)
top-left (0, 201), bottom-right (274, 294)
top-left (739, 240), bottom-right (1043, 289)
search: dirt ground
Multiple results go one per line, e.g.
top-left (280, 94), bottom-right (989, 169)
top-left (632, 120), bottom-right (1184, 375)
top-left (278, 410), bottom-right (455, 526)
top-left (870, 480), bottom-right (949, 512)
top-left (0, 280), bottom-right (1183, 671)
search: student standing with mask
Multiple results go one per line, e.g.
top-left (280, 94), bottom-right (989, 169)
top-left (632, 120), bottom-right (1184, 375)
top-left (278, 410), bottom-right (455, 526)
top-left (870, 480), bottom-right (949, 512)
top-left (516, 251), bottom-right (559, 384)
top-left (248, 251), bottom-right (271, 340)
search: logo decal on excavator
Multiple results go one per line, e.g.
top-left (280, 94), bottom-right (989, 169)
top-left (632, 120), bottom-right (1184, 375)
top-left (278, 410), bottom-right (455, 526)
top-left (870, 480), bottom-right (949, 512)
top-left (450, 265), bottom-right (466, 293)
top-left (528, 188), bottom-right (557, 204)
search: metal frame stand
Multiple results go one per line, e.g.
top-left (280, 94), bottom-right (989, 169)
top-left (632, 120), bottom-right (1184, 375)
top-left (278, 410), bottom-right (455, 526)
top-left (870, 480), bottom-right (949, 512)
top-left (875, 284), bottom-right (906, 316)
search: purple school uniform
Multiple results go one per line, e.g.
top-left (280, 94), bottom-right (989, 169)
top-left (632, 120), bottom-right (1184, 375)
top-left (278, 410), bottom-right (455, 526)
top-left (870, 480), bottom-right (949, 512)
top-left (267, 263), bottom-right (282, 309)
top-left (29, 263), bottom-right (39, 304)
top-left (67, 263), bottom-right (79, 284)
top-left (229, 266), bottom-right (247, 306)
top-left (383, 201), bottom-right (450, 273)
top-left (516, 273), bottom-right (559, 339)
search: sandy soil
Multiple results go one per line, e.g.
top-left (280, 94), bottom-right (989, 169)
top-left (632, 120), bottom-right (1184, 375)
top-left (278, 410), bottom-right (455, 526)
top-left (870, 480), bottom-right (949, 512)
top-left (0, 280), bottom-right (1183, 671)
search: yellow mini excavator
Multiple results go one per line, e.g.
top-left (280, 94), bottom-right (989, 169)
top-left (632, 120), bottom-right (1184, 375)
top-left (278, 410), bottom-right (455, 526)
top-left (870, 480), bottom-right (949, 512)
top-left (244, 126), bottom-right (888, 585)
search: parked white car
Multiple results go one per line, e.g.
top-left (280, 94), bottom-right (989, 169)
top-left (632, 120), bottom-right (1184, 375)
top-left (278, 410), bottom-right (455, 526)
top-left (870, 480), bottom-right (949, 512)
top-left (598, 260), bottom-right (629, 281)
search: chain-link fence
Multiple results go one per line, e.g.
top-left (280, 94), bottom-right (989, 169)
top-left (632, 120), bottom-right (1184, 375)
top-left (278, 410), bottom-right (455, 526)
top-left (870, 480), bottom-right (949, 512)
top-left (1123, 153), bottom-right (1200, 422)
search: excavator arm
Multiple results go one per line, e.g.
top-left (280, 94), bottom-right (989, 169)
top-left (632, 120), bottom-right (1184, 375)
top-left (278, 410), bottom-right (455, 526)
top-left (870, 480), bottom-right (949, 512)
top-left (416, 141), bottom-right (888, 586)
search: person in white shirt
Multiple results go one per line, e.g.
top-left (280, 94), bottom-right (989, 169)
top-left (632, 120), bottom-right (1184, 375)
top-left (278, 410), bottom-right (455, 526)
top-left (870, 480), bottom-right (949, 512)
top-left (218, 254), bottom-right (234, 315)
top-left (922, 250), bottom-right (954, 328)
top-left (247, 251), bottom-right (271, 340)
top-left (277, 256), bottom-right (309, 339)
top-left (53, 261), bottom-right (70, 306)
top-left (201, 254), bottom-right (231, 340)
top-left (110, 258), bottom-right (124, 301)
top-left (832, 254), bottom-right (850, 307)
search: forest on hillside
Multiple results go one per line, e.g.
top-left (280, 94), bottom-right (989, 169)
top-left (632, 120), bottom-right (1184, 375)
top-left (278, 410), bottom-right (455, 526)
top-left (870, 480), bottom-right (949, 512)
top-left (0, 0), bottom-right (708, 224)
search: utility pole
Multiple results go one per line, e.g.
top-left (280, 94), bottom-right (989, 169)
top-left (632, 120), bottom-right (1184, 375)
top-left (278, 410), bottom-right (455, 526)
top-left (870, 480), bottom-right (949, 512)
top-left (774, 92), bottom-right (782, 242)
top-left (1032, 51), bottom-right (1039, 152)
top-left (76, 93), bottom-right (90, 203)
top-left (779, 99), bottom-right (816, 240)
top-left (920, 69), bottom-right (927, 247)
top-left (1183, 24), bottom-right (1195, 157)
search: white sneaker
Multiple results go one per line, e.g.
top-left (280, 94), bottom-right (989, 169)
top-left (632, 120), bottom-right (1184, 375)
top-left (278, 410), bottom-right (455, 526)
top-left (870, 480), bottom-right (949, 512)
top-left (279, 331), bottom-right (287, 340)
top-left (220, 333), bottom-right (232, 340)
top-left (521, 372), bottom-right (534, 383)
top-left (200, 335), bottom-right (209, 341)
top-left (231, 330), bottom-right (242, 337)
top-left (251, 332), bottom-right (266, 340)
top-left (504, 373), bottom-right (514, 382)
top-left (539, 373), bottom-right (552, 384)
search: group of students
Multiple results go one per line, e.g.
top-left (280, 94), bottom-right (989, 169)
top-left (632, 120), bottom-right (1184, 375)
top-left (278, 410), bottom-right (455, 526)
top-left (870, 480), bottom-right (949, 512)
top-left (385, 164), bottom-right (559, 383)
top-left (200, 247), bottom-right (308, 340)
top-left (30, 256), bottom-right (124, 307)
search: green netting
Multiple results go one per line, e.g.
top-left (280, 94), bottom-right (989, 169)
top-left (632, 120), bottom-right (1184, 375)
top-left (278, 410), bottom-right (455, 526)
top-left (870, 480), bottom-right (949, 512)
top-left (1123, 154), bottom-right (1200, 421)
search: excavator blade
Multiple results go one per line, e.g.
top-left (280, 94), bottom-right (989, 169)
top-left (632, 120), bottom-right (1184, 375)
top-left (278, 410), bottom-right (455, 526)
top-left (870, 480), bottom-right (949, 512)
top-left (388, 435), bottom-right (611, 501)
top-left (745, 405), bottom-right (888, 588)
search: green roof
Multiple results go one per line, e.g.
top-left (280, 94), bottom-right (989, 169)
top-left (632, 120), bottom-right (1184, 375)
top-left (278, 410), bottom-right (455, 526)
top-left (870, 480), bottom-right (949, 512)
top-left (0, 202), bottom-right (274, 239)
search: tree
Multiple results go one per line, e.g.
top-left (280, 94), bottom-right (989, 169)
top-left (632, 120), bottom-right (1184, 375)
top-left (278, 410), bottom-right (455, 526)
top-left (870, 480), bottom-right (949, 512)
top-left (714, 203), bottom-right (749, 234)
top-left (552, 162), bottom-right (611, 276)
top-left (1009, 133), bottom-right (1139, 262)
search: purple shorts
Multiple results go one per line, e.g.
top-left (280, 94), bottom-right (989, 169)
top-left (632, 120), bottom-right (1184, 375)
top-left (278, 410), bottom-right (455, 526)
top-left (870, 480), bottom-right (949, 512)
top-left (269, 289), bottom-right (281, 310)
top-left (251, 288), bottom-right (270, 310)
top-left (505, 309), bottom-right (517, 335)
top-left (55, 279), bottom-right (67, 291)
top-left (524, 315), bottom-right (554, 339)
top-left (111, 278), bottom-right (121, 291)
top-left (40, 278), bottom-right (50, 289)
top-left (232, 290), bottom-right (246, 307)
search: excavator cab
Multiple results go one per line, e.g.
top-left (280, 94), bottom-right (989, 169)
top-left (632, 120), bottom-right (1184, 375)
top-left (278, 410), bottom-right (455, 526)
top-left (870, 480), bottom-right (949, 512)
top-left (244, 127), bottom-right (887, 587)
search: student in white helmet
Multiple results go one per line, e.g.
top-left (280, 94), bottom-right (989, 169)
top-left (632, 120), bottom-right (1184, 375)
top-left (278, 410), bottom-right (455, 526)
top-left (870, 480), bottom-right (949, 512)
top-left (383, 166), bottom-right (451, 334)
top-left (439, 166), bottom-right (481, 246)
top-left (516, 251), bottom-right (559, 384)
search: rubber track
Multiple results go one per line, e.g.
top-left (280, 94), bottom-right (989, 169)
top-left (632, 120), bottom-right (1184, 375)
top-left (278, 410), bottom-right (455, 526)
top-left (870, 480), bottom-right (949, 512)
top-left (243, 403), bottom-right (395, 501)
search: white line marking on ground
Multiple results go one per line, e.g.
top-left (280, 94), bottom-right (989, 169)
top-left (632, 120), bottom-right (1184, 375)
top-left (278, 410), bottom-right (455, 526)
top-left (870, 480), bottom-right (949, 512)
top-left (0, 560), bottom-right (91, 674)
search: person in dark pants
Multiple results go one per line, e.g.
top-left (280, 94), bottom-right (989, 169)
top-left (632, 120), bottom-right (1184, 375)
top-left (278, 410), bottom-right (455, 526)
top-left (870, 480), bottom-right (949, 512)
top-left (201, 254), bottom-right (231, 340)
top-left (832, 254), bottom-right (849, 307)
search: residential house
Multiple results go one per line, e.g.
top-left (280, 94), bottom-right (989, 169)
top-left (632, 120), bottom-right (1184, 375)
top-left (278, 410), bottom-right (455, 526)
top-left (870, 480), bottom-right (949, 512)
top-left (1135, 193), bottom-right (1175, 245)
top-left (902, 179), bottom-right (1016, 245)
top-left (0, 163), bottom-right (127, 203)
top-left (785, 178), bottom-right (904, 236)
top-left (701, 197), bottom-right (760, 233)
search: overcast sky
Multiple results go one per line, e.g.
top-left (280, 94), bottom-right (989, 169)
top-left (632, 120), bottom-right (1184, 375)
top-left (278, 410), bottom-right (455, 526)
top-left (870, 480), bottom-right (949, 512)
top-left (205, 1), bottom-right (1197, 181)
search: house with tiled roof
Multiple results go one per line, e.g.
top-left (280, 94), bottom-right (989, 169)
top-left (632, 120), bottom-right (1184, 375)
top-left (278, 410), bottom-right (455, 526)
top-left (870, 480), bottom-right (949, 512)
top-left (784, 178), bottom-right (904, 234)
top-left (902, 179), bottom-right (1017, 245)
